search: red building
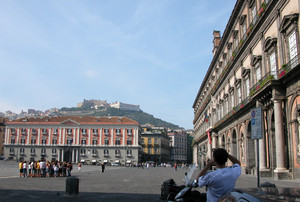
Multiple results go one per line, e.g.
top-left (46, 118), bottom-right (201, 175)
top-left (4, 116), bottom-right (141, 165)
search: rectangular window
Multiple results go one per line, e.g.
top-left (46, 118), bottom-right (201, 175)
top-left (52, 139), bottom-right (57, 145)
top-left (93, 129), bottom-right (98, 134)
top-left (148, 138), bottom-right (151, 144)
top-left (105, 139), bottom-right (109, 145)
top-left (147, 147), bottom-right (151, 154)
top-left (32, 128), bottom-right (36, 135)
top-left (245, 78), bottom-right (250, 97)
top-left (231, 93), bottom-right (234, 109)
top-left (53, 128), bottom-right (58, 134)
top-left (270, 52), bottom-right (277, 79)
top-left (104, 149), bottom-right (109, 154)
top-left (104, 129), bottom-right (110, 135)
top-left (81, 139), bottom-right (86, 145)
top-left (82, 129), bottom-right (87, 134)
top-left (252, 6), bottom-right (257, 24)
top-left (52, 149), bottom-right (56, 154)
top-left (237, 87), bottom-right (242, 104)
top-left (289, 31), bottom-right (298, 68)
top-left (42, 129), bottom-right (47, 135)
top-left (127, 150), bottom-right (132, 156)
top-left (10, 148), bottom-right (14, 154)
top-left (115, 139), bottom-right (121, 145)
top-left (67, 128), bottom-right (72, 135)
top-left (21, 139), bottom-right (25, 145)
top-left (127, 139), bottom-right (132, 145)
top-left (115, 129), bottom-right (121, 135)
top-left (31, 139), bottom-right (36, 145)
top-left (67, 139), bottom-right (73, 145)
top-left (81, 149), bottom-right (86, 155)
top-left (42, 139), bottom-right (47, 145)
top-left (127, 129), bottom-right (132, 135)
top-left (31, 148), bottom-right (35, 153)
top-left (92, 139), bottom-right (98, 145)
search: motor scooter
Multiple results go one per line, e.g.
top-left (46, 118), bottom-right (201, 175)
top-left (165, 164), bottom-right (206, 202)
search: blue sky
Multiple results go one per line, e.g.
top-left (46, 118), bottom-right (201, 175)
top-left (0, 0), bottom-right (236, 129)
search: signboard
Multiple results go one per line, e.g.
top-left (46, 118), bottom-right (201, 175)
top-left (251, 107), bottom-right (263, 139)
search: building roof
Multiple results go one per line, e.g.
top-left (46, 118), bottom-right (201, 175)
top-left (6, 116), bottom-right (139, 125)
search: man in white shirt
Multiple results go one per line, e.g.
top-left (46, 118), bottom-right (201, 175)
top-left (196, 148), bottom-right (241, 202)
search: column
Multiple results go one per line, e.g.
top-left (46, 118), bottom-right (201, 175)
top-left (100, 128), bottom-right (102, 146)
top-left (273, 98), bottom-right (287, 171)
top-left (256, 101), bottom-right (267, 170)
top-left (212, 132), bottom-right (218, 149)
top-left (5, 128), bottom-right (9, 144)
top-left (27, 128), bottom-right (30, 145)
top-left (122, 128), bottom-right (125, 145)
top-left (16, 128), bottom-right (20, 144)
top-left (58, 149), bottom-right (61, 161)
top-left (38, 128), bottom-right (41, 145)
top-left (61, 149), bottom-right (64, 162)
top-left (193, 146), bottom-right (198, 165)
top-left (72, 149), bottom-right (75, 163)
top-left (207, 141), bottom-right (212, 159)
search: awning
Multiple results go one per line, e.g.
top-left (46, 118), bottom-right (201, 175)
top-left (126, 160), bottom-right (131, 163)
top-left (92, 160), bottom-right (97, 162)
top-left (103, 160), bottom-right (108, 163)
top-left (80, 160), bottom-right (85, 162)
top-left (115, 160), bottom-right (120, 163)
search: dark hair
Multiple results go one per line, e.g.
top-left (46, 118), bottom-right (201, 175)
top-left (213, 148), bottom-right (228, 165)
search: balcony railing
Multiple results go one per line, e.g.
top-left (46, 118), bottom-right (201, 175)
top-left (92, 153), bottom-right (98, 157)
top-left (278, 54), bottom-right (300, 79)
top-left (104, 153), bottom-right (109, 157)
top-left (249, 71), bottom-right (274, 97)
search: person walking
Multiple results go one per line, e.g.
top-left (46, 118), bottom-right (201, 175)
top-left (101, 163), bottom-right (105, 173)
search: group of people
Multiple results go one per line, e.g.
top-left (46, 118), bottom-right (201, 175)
top-left (18, 160), bottom-right (73, 178)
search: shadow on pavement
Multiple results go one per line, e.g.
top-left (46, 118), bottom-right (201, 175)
top-left (0, 189), bottom-right (163, 202)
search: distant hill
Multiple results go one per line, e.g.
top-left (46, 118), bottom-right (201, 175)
top-left (59, 106), bottom-right (182, 130)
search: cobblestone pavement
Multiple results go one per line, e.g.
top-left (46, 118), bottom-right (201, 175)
top-left (0, 161), bottom-right (300, 201)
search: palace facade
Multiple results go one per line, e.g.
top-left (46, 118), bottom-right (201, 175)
top-left (193, 0), bottom-right (300, 180)
top-left (4, 116), bottom-right (141, 165)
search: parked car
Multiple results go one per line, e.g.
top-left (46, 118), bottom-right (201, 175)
top-left (111, 163), bottom-right (120, 166)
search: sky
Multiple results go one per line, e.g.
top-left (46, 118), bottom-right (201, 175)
top-left (0, 0), bottom-right (236, 129)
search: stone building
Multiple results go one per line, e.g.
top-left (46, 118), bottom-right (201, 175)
top-left (140, 125), bottom-right (171, 163)
top-left (168, 130), bottom-right (188, 164)
top-left (192, 0), bottom-right (300, 180)
top-left (4, 116), bottom-right (141, 165)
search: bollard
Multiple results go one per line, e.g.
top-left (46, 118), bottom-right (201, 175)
top-left (65, 176), bottom-right (79, 195)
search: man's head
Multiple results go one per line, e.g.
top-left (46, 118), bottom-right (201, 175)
top-left (213, 148), bottom-right (228, 165)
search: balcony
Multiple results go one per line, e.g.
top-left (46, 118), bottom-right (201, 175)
top-left (80, 153), bottom-right (86, 157)
top-left (9, 152), bottom-right (15, 155)
top-left (127, 154), bottom-right (132, 157)
top-left (104, 153), bottom-right (109, 157)
top-left (41, 153), bottom-right (46, 156)
top-left (92, 153), bottom-right (98, 157)
top-left (93, 132), bottom-right (98, 136)
top-left (52, 153), bottom-right (57, 157)
top-left (32, 131), bottom-right (36, 135)
top-left (20, 152), bottom-right (25, 156)
top-left (115, 133), bottom-right (121, 136)
top-left (31, 152), bottom-right (35, 156)
top-left (115, 153), bottom-right (121, 157)
top-left (104, 133), bottom-right (110, 136)
top-left (21, 131), bottom-right (27, 135)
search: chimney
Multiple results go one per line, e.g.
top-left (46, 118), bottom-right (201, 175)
top-left (212, 30), bottom-right (221, 56)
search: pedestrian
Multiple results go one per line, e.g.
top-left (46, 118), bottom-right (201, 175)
top-left (174, 163), bottom-right (177, 171)
top-left (146, 163), bottom-right (149, 170)
top-left (23, 161), bottom-right (27, 177)
top-left (78, 163), bottom-right (81, 171)
top-left (19, 161), bottom-right (23, 177)
top-left (101, 163), bottom-right (105, 173)
top-left (196, 148), bottom-right (241, 202)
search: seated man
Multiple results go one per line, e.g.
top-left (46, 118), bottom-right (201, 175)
top-left (196, 148), bottom-right (241, 202)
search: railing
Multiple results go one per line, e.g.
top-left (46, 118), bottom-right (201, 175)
top-left (249, 71), bottom-right (274, 96)
top-left (214, 96), bottom-right (251, 128)
top-left (278, 54), bottom-right (300, 79)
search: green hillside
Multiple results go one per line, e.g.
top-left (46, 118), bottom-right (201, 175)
top-left (59, 106), bottom-right (181, 130)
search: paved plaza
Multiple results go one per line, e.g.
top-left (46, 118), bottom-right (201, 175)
top-left (0, 161), bottom-right (300, 201)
